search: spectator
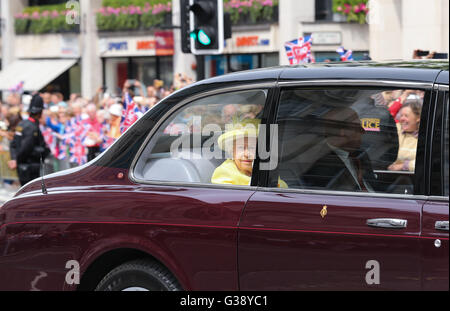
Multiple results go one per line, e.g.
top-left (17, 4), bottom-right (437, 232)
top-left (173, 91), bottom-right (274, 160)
top-left (153, 79), bottom-right (165, 99)
top-left (388, 99), bottom-right (422, 172)
top-left (83, 104), bottom-right (103, 162)
top-left (222, 104), bottom-right (238, 124)
top-left (388, 89), bottom-right (417, 121)
top-left (9, 94), bottom-right (50, 186)
top-left (40, 92), bottom-right (52, 108)
top-left (102, 103), bottom-right (123, 150)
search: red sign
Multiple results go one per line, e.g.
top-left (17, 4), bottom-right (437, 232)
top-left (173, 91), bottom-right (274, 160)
top-left (137, 40), bottom-right (156, 50)
top-left (155, 31), bottom-right (174, 56)
top-left (236, 36), bottom-right (259, 47)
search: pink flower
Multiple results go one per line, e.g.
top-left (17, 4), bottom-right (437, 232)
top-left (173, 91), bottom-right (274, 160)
top-left (51, 10), bottom-right (60, 18)
top-left (343, 3), bottom-right (351, 14)
top-left (41, 10), bottom-right (50, 18)
top-left (337, 6), bottom-right (342, 11)
top-left (31, 11), bottom-right (40, 19)
top-left (354, 5), bottom-right (361, 13)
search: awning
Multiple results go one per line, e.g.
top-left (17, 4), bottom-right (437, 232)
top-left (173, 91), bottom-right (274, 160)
top-left (0, 59), bottom-right (78, 92)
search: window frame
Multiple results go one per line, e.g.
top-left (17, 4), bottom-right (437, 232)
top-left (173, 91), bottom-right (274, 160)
top-left (259, 79), bottom-right (434, 200)
top-left (129, 83), bottom-right (276, 190)
top-left (429, 85), bottom-right (449, 198)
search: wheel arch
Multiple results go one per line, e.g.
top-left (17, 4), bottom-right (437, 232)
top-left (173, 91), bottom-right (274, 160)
top-left (75, 247), bottom-right (187, 291)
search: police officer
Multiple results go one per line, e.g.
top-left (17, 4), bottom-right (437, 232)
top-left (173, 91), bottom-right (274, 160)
top-left (10, 94), bottom-right (50, 186)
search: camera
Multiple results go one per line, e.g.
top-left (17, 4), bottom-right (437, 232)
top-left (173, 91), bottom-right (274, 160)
top-left (416, 50), bottom-right (429, 57)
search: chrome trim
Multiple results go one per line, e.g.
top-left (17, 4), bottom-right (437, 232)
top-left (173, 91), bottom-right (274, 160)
top-left (257, 186), bottom-right (430, 201)
top-left (367, 218), bottom-right (408, 229)
top-left (278, 80), bottom-right (434, 89)
top-left (427, 196), bottom-right (450, 202)
top-left (435, 221), bottom-right (449, 232)
top-left (129, 83), bottom-right (276, 186)
top-left (437, 84), bottom-right (449, 91)
top-left (373, 170), bottom-right (414, 175)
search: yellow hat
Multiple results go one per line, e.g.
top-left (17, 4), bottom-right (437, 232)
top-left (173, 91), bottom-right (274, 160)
top-left (218, 119), bottom-right (261, 151)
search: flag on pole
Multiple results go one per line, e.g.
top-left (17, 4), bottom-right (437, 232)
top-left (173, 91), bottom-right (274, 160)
top-left (284, 35), bottom-right (314, 65)
top-left (336, 46), bottom-right (353, 61)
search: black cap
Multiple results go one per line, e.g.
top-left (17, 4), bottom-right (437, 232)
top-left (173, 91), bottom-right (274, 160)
top-left (28, 94), bottom-right (44, 114)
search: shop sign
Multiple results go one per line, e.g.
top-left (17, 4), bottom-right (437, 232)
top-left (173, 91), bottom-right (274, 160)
top-left (137, 40), bottom-right (156, 50)
top-left (99, 32), bottom-right (174, 57)
top-left (224, 27), bottom-right (278, 54)
top-left (108, 41), bottom-right (128, 51)
top-left (155, 31), bottom-right (174, 56)
top-left (311, 32), bottom-right (342, 45)
top-left (236, 36), bottom-right (270, 47)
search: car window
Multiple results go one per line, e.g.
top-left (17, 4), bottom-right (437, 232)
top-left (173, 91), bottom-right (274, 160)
top-left (268, 88), bottom-right (425, 195)
top-left (134, 90), bottom-right (266, 185)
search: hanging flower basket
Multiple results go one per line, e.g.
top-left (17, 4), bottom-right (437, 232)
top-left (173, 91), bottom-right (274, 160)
top-left (332, 0), bottom-right (369, 24)
top-left (224, 0), bottom-right (279, 26)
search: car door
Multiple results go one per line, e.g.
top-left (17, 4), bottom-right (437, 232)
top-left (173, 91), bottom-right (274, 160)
top-left (130, 86), bottom-right (271, 290)
top-left (421, 84), bottom-right (449, 290)
top-left (238, 83), bottom-right (431, 290)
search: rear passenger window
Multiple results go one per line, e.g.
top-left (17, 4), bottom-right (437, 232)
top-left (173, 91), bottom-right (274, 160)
top-left (134, 90), bottom-right (266, 185)
top-left (268, 88), bottom-right (426, 195)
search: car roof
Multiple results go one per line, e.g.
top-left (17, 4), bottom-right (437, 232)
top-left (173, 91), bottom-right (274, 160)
top-left (186, 60), bottom-right (448, 90)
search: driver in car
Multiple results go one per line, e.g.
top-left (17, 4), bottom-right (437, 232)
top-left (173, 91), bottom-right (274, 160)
top-left (301, 107), bottom-right (380, 192)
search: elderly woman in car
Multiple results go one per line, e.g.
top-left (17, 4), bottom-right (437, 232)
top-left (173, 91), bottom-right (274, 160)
top-left (211, 119), bottom-right (287, 188)
top-left (388, 98), bottom-right (422, 172)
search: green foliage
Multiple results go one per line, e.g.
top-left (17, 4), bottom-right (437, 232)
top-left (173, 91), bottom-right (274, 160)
top-left (224, 0), bottom-right (279, 25)
top-left (141, 11), bottom-right (166, 29)
top-left (29, 17), bottom-right (53, 34)
top-left (14, 18), bottom-right (29, 34)
top-left (23, 4), bottom-right (67, 14)
top-left (96, 13), bottom-right (118, 31)
top-left (102, 0), bottom-right (171, 7)
top-left (332, 0), bottom-right (368, 24)
top-left (15, 3), bottom-right (80, 34)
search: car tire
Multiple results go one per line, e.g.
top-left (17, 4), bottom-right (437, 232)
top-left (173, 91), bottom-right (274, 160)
top-left (95, 259), bottom-right (182, 291)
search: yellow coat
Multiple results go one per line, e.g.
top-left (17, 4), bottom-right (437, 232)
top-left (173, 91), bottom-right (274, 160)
top-left (211, 159), bottom-right (288, 188)
top-left (393, 123), bottom-right (418, 171)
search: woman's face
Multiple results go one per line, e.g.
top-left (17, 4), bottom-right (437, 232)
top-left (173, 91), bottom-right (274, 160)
top-left (233, 137), bottom-right (257, 177)
top-left (399, 106), bottom-right (420, 133)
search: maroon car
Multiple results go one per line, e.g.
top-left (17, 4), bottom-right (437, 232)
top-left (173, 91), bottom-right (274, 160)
top-left (0, 61), bottom-right (448, 291)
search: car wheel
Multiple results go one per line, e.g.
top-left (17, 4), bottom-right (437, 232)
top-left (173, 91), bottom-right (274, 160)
top-left (95, 259), bottom-right (182, 291)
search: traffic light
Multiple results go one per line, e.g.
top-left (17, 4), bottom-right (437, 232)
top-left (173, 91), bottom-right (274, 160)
top-left (180, 0), bottom-right (192, 53)
top-left (186, 0), bottom-right (224, 55)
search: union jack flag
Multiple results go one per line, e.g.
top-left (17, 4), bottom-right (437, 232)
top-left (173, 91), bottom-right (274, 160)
top-left (70, 139), bottom-right (87, 166)
top-left (9, 81), bottom-right (24, 93)
top-left (284, 36), bottom-right (314, 65)
top-left (67, 116), bottom-right (88, 165)
top-left (336, 46), bottom-right (353, 61)
top-left (121, 92), bottom-right (142, 134)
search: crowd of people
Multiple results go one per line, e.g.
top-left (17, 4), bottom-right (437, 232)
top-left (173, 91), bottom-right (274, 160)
top-left (0, 74), bottom-right (194, 187)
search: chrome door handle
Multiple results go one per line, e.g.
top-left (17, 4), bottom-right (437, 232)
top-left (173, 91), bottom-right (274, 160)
top-left (367, 218), bottom-right (407, 229)
top-left (435, 221), bottom-right (449, 232)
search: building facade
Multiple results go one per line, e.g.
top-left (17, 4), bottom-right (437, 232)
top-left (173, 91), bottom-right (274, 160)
top-left (0, 0), bottom-right (448, 100)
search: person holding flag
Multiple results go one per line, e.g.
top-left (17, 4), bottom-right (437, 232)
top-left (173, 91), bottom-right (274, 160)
top-left (284, 35), bottom-right (315, 65)
top-left (336, 46), bottom-right (354, 61)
